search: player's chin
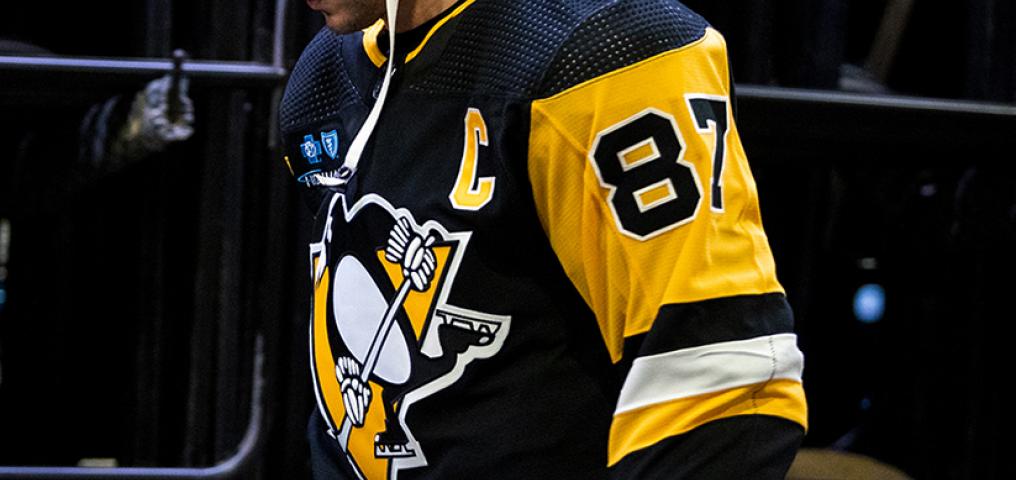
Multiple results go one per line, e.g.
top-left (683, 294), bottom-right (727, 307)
top-left (322, 12), bottom-right (378, 34)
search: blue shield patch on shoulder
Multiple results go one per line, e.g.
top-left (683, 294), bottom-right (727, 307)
top-left (321, 130), bottom-right (340, 160)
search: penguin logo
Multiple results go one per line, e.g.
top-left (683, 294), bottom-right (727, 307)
top-left (309, 193), bottom-right (510, 480)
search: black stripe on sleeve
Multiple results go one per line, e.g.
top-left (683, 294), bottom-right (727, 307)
top-left (622, 292), bottom-right (795, 359)
top-left (608, 415), bottom-right (804, 480)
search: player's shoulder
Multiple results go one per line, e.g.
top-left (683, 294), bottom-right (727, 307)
top-left (536, 0), bottom-right (711, 97)
top-left (280, 27), bottom-right (361, 136)
top-left (412, 0), bottom-right (709, 98)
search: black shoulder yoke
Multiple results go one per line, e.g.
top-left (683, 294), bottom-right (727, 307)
top-left (280, 28), bottom-right (361, 135)
top-left (408, 0), bottom-right (709, 98)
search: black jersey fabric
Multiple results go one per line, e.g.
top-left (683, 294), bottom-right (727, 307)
top-left (280, 1), bottom-right (806, 479)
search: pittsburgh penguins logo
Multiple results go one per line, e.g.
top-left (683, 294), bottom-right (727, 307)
top-left (309, 193), bottom-right (510, 480)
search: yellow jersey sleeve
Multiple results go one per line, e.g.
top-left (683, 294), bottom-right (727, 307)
top-left (529, 28), bottom-right (784, 358)
top-left (528, 27), bottom-right (806, 468)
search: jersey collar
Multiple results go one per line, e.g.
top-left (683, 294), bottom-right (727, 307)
top-left (362, 0), bottom-right (475, 68)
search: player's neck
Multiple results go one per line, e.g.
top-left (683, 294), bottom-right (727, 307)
top-left (392, 0), bottom-right (458, 33)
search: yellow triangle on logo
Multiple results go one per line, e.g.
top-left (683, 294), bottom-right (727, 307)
top-left (376, 245), bottom-right (452, 342)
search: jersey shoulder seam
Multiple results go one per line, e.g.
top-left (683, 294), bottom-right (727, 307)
top-left (534, 29), bottom-right (714, 103)
top-left (534, 0), bottom-right (710, 98)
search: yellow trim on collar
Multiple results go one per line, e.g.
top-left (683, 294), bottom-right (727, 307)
top-left (405, 0), bottom-right (476, 63)
top-left (362, 19), bottom-right (387, 68)
top-left (360, 0), bottom-right (476, 68)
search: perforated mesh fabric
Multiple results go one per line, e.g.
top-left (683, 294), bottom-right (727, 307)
top-left (280, 28), bottom-right (359, 134)
top-left (408, 0), bottom-right (708, 99)
top-left (538, 0), bottom-right (708, 97)
top-left (408, 0), bottom-right (597, 96)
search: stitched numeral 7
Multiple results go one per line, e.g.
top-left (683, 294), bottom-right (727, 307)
top-left (686, 95), bottom-right (729, 212)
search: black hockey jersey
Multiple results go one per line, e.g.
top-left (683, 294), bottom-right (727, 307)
top-left (280, 1), bottom-right (807, 478)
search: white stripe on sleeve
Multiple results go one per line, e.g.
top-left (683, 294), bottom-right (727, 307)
top-left (614, 333), bottom-right (804, 415)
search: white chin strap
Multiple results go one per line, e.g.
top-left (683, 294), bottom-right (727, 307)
top-left (314, 0), bottom-right (400, 187)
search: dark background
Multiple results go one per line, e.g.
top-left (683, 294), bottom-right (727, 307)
top-left (1, 0), bottom-right (1015, 478)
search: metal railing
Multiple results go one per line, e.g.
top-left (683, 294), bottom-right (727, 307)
top-left (1, 0), bottom-right (289, 83)
top-left (0, 337), bottom-right (265, 480)
top-left (738, 84), bottom-right (1016, 117)
top-left (0, 55), bottom-right (286, 84)
top-left (0, 0), bottom-right (288, 478)
top-left (734, 85), bottom-right (1016, 152)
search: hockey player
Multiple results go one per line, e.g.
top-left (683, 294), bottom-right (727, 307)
top-left (282, 0), bottom-right (808, 478)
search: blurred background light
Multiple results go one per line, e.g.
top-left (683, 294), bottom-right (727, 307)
top-left (854, 283), bottom-right (886, 324)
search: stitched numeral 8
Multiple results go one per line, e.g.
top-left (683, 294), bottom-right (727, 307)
top-left (589, 109), bottom-right (702, 240)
